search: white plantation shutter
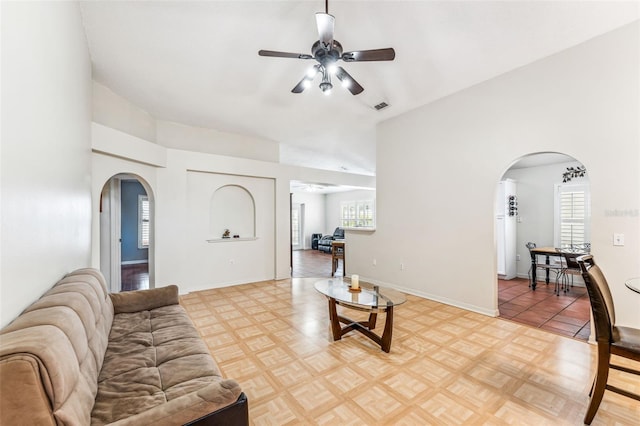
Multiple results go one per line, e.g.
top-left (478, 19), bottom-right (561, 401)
top-left (138, 195), bottom-right (150, 248)
top-left (340, 200), bottom-right (375, 228)
top-left (555, 184), bottom-right (589, 248)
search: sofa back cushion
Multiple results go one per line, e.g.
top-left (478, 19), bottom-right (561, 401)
top-left (0, 268), bottom-right (114, 425)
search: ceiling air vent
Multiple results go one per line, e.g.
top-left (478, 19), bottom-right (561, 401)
top-left (374, 102), bottom-right (390, 111)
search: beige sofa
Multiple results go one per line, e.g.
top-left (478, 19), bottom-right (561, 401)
top-left (0, 268), bottom-right (248, 425)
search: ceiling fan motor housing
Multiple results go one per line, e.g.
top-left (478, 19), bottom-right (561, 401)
top-left (312, 40), bottom-right (343, 67)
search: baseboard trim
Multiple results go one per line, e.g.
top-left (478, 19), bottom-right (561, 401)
top-left (359, 276), bottom-right (499, 318)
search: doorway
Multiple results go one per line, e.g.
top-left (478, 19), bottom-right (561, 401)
top-left (495, 152), bottom-right (592, 340)
top-left (100, 174), bottom-right (154, 292)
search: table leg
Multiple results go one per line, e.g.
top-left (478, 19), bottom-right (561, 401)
top-left (368, 312), bottom-right (377, 330)
top-left (545, 255), bottom-right (550, 285)
top-left (530, 253), bottom-right (537, 290)
top-left (380, 306), bottom-right (394, 353)
top-left (328, 298), bottom-right (342, 341)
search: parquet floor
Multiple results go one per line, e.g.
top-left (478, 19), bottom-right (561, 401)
top-left (294, 249), bottom-right (591, 341)
top-left (181, 278), bottom-right (640, 425)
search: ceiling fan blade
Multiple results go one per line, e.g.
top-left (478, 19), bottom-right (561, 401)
top-left (335, 67), bottom-right (364, 95)
top-left (291, 65), bottom-right (320, 93)
top-left (342, 48), bottom-right (396, 62)
top-left (315, 13), bottom-right (335, 50)
top-left (291, 77), bottom-right (308, 93)
top-left (259, 50), bottom-right (313, 60)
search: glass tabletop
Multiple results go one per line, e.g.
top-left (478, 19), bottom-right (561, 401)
top-left (314, 278), bottom-right (406, 309)
top-left (625, 277), bottom-right (640, 294)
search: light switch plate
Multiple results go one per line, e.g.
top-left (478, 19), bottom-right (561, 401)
top-left (613, 233), bottom-right (624, 246)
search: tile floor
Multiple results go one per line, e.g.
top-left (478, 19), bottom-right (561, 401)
top-left (498, 278), bottom-right (591, 341)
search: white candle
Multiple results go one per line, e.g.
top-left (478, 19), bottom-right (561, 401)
top-left (351, 274), bottom-right (359, 289)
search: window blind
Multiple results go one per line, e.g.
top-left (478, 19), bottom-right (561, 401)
top-left (556, 185), bottom-right (589, 249)
top-left (139, 196), bottom-right (150, 248)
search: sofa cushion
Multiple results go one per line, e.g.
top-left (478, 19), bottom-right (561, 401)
top-left (91, 304), bottom-right (238, 425)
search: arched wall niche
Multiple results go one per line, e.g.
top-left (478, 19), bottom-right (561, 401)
top-left (210, 184), bottom-right (256, 239)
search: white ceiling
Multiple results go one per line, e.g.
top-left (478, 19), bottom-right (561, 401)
top-left (79, 1), bottom-right (638, 175)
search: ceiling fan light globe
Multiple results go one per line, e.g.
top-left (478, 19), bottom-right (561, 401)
top-left (302, 79), bottom-right (312, 89)
top-left (320, 81), bottom-right (333, 94)
top-left (327, 64), bottom-right (337, 75)
top-left (306, 67), bottom-right (318, 78)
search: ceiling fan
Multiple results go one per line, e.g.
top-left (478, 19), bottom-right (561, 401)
top-left (258, 0), bottom-right (395, 95)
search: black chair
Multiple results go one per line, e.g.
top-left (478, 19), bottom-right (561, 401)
top-left (558, 249), bottom-right (582, 294)
top-left (311, 233), bottom-right (322, 250)
top-left (577, 254), bottom-right (640, 425)
top-left (318, 228), bottom-right (344, 253)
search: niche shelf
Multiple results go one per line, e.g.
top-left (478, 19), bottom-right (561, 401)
top-left (206, 237), bottom-right (258, 243)
top-left (210, 184), bottom-right (256, 239)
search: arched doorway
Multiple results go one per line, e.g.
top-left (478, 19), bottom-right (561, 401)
top-left (495, 152), bottom-right (592, 341)
top-left (100, 173), bottom-right (155, 292)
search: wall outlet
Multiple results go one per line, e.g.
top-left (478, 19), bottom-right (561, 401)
top-left (400, 263), bottom-right (405, 271)
top-left (613, 233), bottom-right (624, 246)
top-left (372, 258), bottom-right (377, 266)
top-left (516, 254), bottom-right (521, 261)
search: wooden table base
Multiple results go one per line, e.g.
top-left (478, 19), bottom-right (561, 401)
top-left (327, 297), bottom-right (394, 353)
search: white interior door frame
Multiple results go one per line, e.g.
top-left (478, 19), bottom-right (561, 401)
top-left (109, 178), bottom-right (122, 293)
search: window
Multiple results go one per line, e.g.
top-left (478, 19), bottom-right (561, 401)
top-left (340, 200), bottom-right (375, 229)
top-left (138, 195), bottom-right (149, 248)
top-left (554, 183), bottom-right (590, 248)
top-left (291, 204), bottom-right (302, 249)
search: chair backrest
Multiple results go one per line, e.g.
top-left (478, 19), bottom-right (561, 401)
top-left (577, 255), bottom-right (615, 343)
top-left (333, 227), bottom-right (344, 239)
top-left (526, 242), bottom-right (536, 251)
top-left (561, 250), bottom-right (581, 270)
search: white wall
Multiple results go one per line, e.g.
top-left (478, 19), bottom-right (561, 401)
top-left (347, 22), bottom-right (640, 327)
top-left (291, 192), bottom-right (326, 249)
top-left (1, 2), bottom-right (92, 327)
top-left (186, 172), bottom-right (275, 290)
top-left (91, 124), bottom-right (375, 293)
top-left (156, 120), bottom-right (280, 163)
top-left (503, 160), bottom-right (587, 279)
top-left (93, 82), bottom-right (157, 142)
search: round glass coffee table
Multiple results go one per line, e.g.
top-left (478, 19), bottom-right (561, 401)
top-left (625, 277), bottom-right (640, 294)
top-left (314, 278), bottom-right (406, 353)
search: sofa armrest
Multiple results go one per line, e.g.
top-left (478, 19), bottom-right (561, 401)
top-left (110, 285), bottom-right (179, 314)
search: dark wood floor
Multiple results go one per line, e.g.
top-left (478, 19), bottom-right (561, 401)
top-left (122, 250), bottom-right (590, 341)
top-left (292, 248), bottom-right (343, 278)
top-left (121, 263), bottom-right (149, 291)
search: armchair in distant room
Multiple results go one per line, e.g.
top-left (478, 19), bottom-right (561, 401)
top-left (318, 227), bottom-right (344, 253)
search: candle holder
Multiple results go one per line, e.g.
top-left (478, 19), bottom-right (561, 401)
top-left (348, 286), bottom-right (362, 293)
